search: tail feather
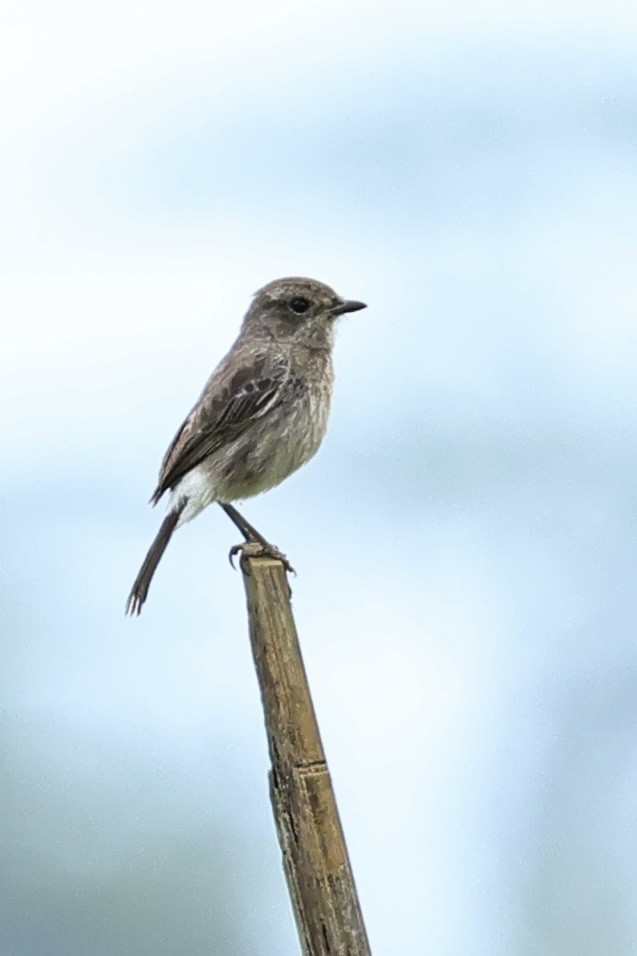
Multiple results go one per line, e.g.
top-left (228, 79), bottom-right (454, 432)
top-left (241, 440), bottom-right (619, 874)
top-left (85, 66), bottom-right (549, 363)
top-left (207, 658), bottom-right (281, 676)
top-left (126, 503), bottom-right (185, 615)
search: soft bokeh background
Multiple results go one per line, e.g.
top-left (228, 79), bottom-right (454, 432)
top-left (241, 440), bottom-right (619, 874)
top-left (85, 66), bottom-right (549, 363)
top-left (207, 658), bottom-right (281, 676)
top-left (2, 1), bottom-right (637, 953)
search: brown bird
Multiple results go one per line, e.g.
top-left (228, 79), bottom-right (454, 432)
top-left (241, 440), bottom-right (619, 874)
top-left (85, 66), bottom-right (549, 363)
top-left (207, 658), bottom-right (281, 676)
top-left (126, 276), bottom-right (366, 614)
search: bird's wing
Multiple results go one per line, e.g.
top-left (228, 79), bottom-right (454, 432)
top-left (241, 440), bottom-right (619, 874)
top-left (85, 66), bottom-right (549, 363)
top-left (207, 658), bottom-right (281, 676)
top-left (151, 348), bottom-right (289, 503)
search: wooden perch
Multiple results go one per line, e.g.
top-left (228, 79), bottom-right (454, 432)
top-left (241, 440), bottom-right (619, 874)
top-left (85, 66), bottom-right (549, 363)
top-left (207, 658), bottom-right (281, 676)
top-left (240, 552), bottom-right (371, 956)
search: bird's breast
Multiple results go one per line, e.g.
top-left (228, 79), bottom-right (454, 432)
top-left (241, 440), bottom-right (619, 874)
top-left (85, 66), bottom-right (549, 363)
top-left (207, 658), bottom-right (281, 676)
top-left (216, 361), bottom-right (333, 501)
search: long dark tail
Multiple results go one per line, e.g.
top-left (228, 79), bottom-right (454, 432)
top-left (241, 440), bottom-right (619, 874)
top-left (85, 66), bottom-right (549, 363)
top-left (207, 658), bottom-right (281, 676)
top-left (126, 503), bottom-right (185, 615)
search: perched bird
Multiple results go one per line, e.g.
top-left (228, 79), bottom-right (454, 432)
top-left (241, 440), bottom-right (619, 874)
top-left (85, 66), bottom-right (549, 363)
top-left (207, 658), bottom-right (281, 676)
top-left (126, 276), bottom-right (366, 614)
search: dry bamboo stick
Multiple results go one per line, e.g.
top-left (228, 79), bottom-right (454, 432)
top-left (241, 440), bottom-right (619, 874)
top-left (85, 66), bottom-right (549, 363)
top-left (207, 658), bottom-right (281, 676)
top-left (240, 552), bottom-right (371, 956)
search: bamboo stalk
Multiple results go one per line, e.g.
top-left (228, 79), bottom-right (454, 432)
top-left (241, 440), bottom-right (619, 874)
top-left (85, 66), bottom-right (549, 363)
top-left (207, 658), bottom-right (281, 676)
top-left (240, 551), bottom-right (371, 956)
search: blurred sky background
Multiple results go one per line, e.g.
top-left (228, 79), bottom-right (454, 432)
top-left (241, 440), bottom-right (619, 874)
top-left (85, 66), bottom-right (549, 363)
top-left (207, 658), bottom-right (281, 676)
top-left (2, 1), bottom-right (637, 954)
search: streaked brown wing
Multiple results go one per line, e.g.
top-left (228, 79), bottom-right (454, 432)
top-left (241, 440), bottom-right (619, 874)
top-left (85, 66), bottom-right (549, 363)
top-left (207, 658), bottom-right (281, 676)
top-left (151, 350), bottom-right (288, 503)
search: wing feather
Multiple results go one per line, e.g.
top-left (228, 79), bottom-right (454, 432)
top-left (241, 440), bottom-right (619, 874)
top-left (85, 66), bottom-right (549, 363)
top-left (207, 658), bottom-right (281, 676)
top-left (151, 349), bottom-right (288, 503)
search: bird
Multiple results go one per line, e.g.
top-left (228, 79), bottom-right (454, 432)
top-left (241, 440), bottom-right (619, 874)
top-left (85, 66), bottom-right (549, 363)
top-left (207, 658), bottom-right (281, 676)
top-left (125, 276), bottom-right (367, 614)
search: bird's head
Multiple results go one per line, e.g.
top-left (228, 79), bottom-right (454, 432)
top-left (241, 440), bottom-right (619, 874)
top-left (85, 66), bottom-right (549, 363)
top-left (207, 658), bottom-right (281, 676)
top-left (242, 276), bottom-right (367, 349)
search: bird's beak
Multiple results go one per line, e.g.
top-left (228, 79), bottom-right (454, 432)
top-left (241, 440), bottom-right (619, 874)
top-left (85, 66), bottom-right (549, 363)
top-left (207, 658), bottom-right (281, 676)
top-left (331, 299), bottom-right (367, 316)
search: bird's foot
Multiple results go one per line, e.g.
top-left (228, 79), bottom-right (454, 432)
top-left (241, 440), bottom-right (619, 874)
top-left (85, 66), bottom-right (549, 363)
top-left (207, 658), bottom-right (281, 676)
top-left (228, 539), bottom-right (296, 576)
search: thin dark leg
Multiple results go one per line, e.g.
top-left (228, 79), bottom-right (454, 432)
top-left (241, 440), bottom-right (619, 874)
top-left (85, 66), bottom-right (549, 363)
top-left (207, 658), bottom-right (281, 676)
top-left (218, 502), bottom-right (295, 575)
top-left (218, 502), bottom-right (272, 548)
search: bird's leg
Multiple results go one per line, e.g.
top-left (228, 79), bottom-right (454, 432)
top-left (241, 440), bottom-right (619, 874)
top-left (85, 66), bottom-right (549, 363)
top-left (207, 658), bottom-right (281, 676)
top-left (219, 502), bottom-right (266, 543)
top-left (219, 503), bottom-right (296, 575)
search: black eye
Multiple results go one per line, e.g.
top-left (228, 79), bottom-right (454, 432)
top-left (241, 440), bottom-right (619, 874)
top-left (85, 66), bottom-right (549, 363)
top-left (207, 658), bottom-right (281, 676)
top-left (289, 296), bottom-right (310, 314)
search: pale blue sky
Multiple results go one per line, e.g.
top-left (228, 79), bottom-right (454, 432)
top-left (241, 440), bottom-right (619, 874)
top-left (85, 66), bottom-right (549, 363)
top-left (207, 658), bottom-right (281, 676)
top-left (2, 2), bottom-right (637, 954)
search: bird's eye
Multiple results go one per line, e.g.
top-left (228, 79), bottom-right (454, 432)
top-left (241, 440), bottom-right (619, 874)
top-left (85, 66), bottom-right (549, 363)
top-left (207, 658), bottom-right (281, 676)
top-left (289, 296), bottom-right (310, 314)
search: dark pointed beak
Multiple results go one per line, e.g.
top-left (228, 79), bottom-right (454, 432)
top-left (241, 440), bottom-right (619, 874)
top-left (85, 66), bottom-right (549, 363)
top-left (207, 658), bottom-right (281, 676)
top-left (331, 299), bottom-right (367, 317)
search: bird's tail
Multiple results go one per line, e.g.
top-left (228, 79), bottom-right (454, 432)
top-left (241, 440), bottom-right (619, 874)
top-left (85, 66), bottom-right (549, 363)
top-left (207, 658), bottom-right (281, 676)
top-left (126, 502), bottom-right (185, 615)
